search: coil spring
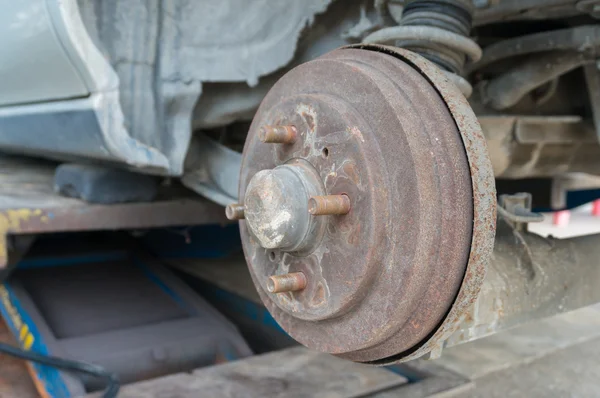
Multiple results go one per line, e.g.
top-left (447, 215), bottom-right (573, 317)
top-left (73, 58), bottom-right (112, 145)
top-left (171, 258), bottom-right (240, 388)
top-left (363, 0), bottom-right (482, 97)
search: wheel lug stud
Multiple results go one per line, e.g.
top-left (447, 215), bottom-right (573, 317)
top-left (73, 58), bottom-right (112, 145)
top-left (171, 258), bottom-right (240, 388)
top-left (225, 203), bottom-right (245, 220)
top-left (267, 272), bottom-right (307, 293)
top-left (308, 195), bottom-right (351, 216)
top-left (259, 125), bottom-right (297, 144)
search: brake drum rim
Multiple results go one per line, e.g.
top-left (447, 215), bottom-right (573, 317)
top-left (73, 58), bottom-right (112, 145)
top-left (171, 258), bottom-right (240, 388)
top-left (331, 46), bottom-right (470, 361)
top-left (320, 48), bottom-right (473, 359)
top-left (349, 44), bottom-right (497, 364)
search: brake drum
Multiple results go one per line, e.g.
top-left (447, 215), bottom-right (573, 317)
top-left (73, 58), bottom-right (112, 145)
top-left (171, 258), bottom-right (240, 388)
top-left (232, 45), bottom-right (496, 363)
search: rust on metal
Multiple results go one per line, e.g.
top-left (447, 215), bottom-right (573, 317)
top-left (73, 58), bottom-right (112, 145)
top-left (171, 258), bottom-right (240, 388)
top-left (345, 44), bottom-right (497, 363)
top-left (242, 159), bottom-right (326, 252)
top-left (238, 44), bottom-right (495, 364)
top-left (267, 272), bottom-right (308, 293)
top-left (259, 125), bottom-right (298, 144)
top-left (0, 200), bottom-right (230, 269)
top-left (308, 195), bottom-right (351, 216)
top-left (0, 155), bottom-right (234, 269)
top-left (225, 203), bottom-right (245, 220)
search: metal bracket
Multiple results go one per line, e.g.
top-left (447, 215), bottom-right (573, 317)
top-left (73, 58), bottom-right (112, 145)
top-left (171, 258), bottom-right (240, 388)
top-left (0, 154), bottom-right (233, 269)
top-left (182, 134), bottom-right (242, 206)
top-left (551, 172), bottom-right (600, 209)
top-left (0, 201), bottom-right (230, 270)
top-left (498, 193), bottom-right (543, 230)
top-left (584, 62), bottom-right (600, 142)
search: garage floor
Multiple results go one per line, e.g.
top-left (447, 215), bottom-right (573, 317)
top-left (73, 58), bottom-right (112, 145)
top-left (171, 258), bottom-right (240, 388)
top-left (3, 304), bottom-right (600, 397)
top-left (440, 304), bottom-right (600, 398)
top-left (466, 337), bottom-right (600, 397)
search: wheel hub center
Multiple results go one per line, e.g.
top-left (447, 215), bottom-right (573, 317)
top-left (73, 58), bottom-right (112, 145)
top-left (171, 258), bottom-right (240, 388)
top-left (244, 160), bottom-right (325, 252)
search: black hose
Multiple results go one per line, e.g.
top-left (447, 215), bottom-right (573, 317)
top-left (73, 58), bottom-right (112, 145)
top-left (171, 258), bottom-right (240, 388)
top-left (0, 342), bottom-right (120, 397)
top-left (471, 25), bottom-right (600, 73)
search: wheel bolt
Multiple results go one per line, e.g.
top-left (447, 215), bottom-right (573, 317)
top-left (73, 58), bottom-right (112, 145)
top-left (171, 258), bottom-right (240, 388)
top-left (308, 195), bottom-right (351, 216)
top-left (259, 125), bottom-right (298, 144)
top-left (225, 203), bottom-right (245, 220)
top-left (267, 272), bottom-right (307, 293)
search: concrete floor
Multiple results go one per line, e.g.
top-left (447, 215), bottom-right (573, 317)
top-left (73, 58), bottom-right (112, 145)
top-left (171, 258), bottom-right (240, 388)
top-left (438, 305), bottom-right (600, 398)
top-left (447, 205), bottom-right (600, 397)
top-left (467, 336), bottom-right (600, 397)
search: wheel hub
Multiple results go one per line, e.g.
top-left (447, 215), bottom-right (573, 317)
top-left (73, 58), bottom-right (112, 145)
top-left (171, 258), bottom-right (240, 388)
top-left (244, 159), bottom-right (326, 252)
top-left (229, 46), bottom-right (497, 363)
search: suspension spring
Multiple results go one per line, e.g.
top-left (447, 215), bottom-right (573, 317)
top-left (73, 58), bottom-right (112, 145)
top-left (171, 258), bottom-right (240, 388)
top-left (363, 0), bottom-right (481, 97)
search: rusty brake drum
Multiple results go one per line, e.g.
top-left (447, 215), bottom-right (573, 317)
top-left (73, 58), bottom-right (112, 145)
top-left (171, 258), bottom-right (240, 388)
top-left (234, 45), bottom-right (496, 364)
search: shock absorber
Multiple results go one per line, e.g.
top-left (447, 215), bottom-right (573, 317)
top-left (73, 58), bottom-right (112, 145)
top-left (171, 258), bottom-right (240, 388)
top-left (363, 0), bottom-right (481, 97)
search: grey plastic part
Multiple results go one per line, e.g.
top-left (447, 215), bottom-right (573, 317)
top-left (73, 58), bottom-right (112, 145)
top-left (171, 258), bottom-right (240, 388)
top-left (191, 0), bottom-right (366, 130)
top-left (76, 0), bottom-right (332, 175)
top-left (54, 163), bottom-right (158, 204)
top-left (0, 0), bottom-right (334, 178)
top-left (182, 1), bottom-right (371, 205)
top-left (182, 134), bottom-right (242, 206)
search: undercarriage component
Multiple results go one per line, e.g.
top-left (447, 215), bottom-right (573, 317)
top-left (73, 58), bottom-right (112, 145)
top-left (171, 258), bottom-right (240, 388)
top-left (584, 63), bottom-right (600, 142)
top-left (233, 45), bottom-right (496, 363)
top-left (364, 0), bottom-right (481, 97)
top-left (551, 173), bottom-right (600, 209)
top-left (474, 0), bottom-right (593, 25)
top-left (482, 51), bottom-right (591, 110)
top-left (183, 134), bottom-right (242, 206)
top-left (470, 25), bottom-right (600, 73)
top-left (447, 215), bottom-right (600, 346)
top-left (479, 115), bottom-right (600, 178)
